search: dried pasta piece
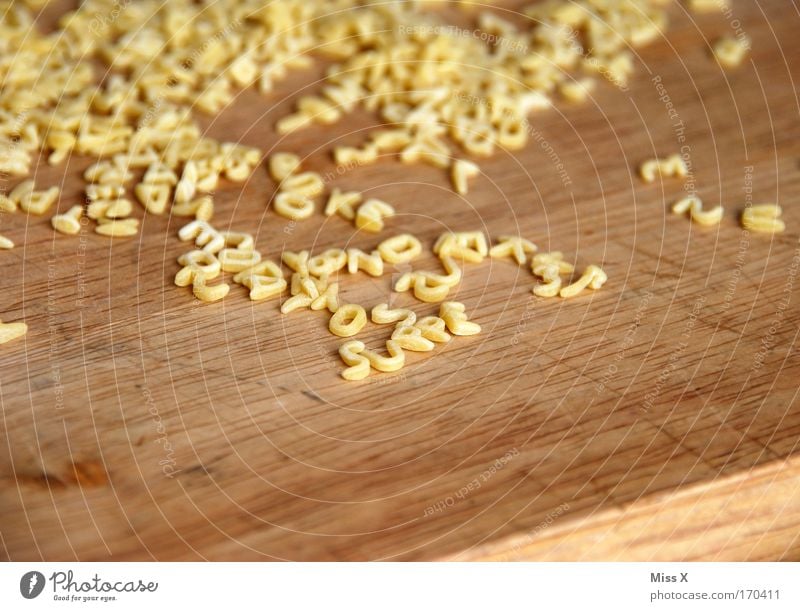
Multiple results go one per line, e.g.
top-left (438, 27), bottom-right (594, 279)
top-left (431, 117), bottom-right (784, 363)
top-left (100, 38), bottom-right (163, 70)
top-left (280, 172), bottom-right (324, 198)
top-left (741, 204), bottom-right (785, 234)
top-left (218, 248), bottom-right (262, 273)
top-left (86, 184), bottom-right (125, 202)
top-left (440, 302), bottom-right (481, 336)
top-left (713, 35), bottom-right (750, 69)
top-left (175, 250), bottom-right (221, 286)
top-left (282, 250), bottom-right (310, 275)
top-left (143, 162), bottom-right (178, 185)
top-left (269, 152), bottom-right (301, 181)
top-left (273, 191), bottom-right (315, 220)
top-left (339, 341), bottom-right (371, 381)
top-left (0, 193), bottom-right (16, 213)
top-left (371, 304), bottom-right (417, 327)
top-left (639, 154), bottom-right (688, 183)
top-left (281, 293), bottom-right (314, 314)
top-left (172, 196), bottom-right (214, 221)
top-left (179, 220), bottom-right (224, 254)
top-left (361, 339), bottom-right (405, 372)
top-left (0, 235), bottom-right (14, 249)
top-left (355, 199), bottom-right (395, 233)
top-left (434, 231), bottom-right (487, 263)
top-left (451, 159), bottom-right (480, 195)
top-left (192, 271), bottom-right (230, 302)
top-left (560, 265), bottom-right (608, 298)
top-left (20, 186), bottom-right (59, 215)
top-left (174, 161), bottom-right (198, 203)
top-left (415, 316), bottom-right (451, 343)
top-left (325, 189), bottom-right (362, 220)
top-left (489, 236), bottom-right (538, 265)
top-left (95, 218), bottom-right (139, 237)
top-left (334, 144), bottom-right (378, 166)
top-left (9, 181), bottom-right (34, 206)
top-left (311, 282), bottom-right (340, 313)
top-left (688, 0), bottom-right (729, 12)
top-left (51, 205), bottom-right (83, 235)
top-left (672, 195), bottom-right (723, 226)
top-left (391, 324), bottom-right (435, 352)
top-left (329, 304), bottom-right (367, 337)
top-left (346, 248), bottom-right (384, 276)
top-left (394, 258), bottom-right (462, 303)
top-left (532, 252), bottom-right (574, 297)
top-left (233, 261), bottom-right (286, 301)
top-left (378, 234), bottom-right (422, 264)
top-left (87, 198), bottom-right (133, 220)
top-left (0, 320), bottom-right (27, 344)
top-left (135, 182), bottom-right (171, 214)
top-left (308, 249), bottom-right (347, 276)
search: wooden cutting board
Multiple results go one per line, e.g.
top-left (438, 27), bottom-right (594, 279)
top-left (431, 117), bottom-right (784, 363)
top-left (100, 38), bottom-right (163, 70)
top-left (2, 0), bottom-right (800, 561)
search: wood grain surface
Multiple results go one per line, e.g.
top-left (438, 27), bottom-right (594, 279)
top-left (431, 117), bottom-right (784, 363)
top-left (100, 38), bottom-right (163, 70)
top-left (2, 0), bottom-right (800, 561)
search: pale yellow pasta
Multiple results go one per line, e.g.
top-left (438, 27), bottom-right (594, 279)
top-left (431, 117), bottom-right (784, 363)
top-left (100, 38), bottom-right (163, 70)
top-left (672, 195), bottom-right (723, 226)
top-left (329, 303), bottom-right (367, 337)
top-left (434, 231), bottom-right (487, 263)
top-left (273, 191), bottom-right (315, 220)
top-left (391, 324), bottom-right (435, 352)
top-left (308, 249), bottom-right (347, 276)
top-left (346, 248), bottom-right (384, 276)
top-left (325, 188), bottom-right (362, 220)
top-left (192, 271), bottom-right (230, 302)
top-left (361, 339), bottom-right (405, 372)
top-left (639, 154), bottom-right (688, 183)
top-left (86, 183), bottom-right (125, 202)
top-left (51, 205), bottom-right (83, 235)
top-left (371, 129), bottom-right (412, 152)
top-left (172, 195), bottom-right (214, 221)
top-left (451, 159), bottom-right (480, 195)
top-left (440, 301), bottom-right (481, 336)
top-left (378, 234), bottom-right (422, 264)
top-left (282, 250), bottom-right (310, 275)
top-left (0, 194), bottom-right (16, 213)
top-left (179, 220), bottom-right (224, 254)
top-left (233, 260), bottom-right (286, 300)
top-left (218, 248), bottom-right (262, 273)
top-left (291, 274), bottom-right (322, 299)
top-left (532, 251), bottom-right (574, 297)
top-left (174, 161), bottom-right (199, 203)
top-left (280, 172), bottom-right (324, 198)
top-left (559, 78), bottom-right (595, 103)
top-left (371, 303), bottom-right (417, 327)
top-left (713, 35), bottom-right (750, 69)
top-left (276, 113), bottom-right (312, 135)
top-left (394, 274), bottom-right (451, 303)
top-left (20, 186), bottom-right (59, 215)
top-left (339, 341), bottom-right (371, 381)
top-left (0, 235), bottom-right (14, 249)
top-left (175, 250), bottom-right (221, 287)
top-left (688, 0), bottom-right (728, 12)
top-left (741, 204), bottom-right (785, 233)
top-left (489, 236), bottom-right (538, 265)
top-left (355, 198), bottom-right (395, 233)
top-left (0, 320), bottom-right (27, 344)
top-left (281, 293), bottom-right (314, 314)
top-left (9, 181), bottom-right (34, 205)
top-left (95, 218), bottom-right (139, 237)
top-left (87, 198), bottom-right (133, 220)
top-left (415, 316), bottom-right (451, 343)
top-left (334, 144), bottom-right (378, 166)
top-left (134, 182), bottom-right (171, 214)
top-left (559, 265), bottom-right (608, 298)
top-left (269, 152), bottom-right (301, 181)
top-left (143, 162), bottom-right (178, 185)
top-left (311, 282), bottom-right (340, 313)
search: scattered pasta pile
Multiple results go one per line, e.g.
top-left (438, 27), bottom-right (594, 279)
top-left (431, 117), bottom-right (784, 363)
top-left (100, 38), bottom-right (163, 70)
top-left (0, 0), bottom-right (779, 378)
